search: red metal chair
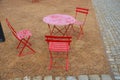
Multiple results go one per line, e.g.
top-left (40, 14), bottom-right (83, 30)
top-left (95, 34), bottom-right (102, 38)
top-left (72, 7), bottom-right (89, 39)
top-left (45, 35), bottom-right (72, 71)
top-left (6, 18), bottom-right (35, 57)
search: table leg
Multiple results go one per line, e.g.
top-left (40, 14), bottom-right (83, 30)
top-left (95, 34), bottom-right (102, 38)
top-left (48, 24), bottom-right (73, 36)
top-left (63, 24), bottom-right (71, 36)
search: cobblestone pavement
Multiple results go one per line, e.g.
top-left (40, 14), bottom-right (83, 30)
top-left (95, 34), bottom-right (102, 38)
top-left (8, 74), bottom-right (112, 80)
top-left (92, 0), bottom-right (120, 80)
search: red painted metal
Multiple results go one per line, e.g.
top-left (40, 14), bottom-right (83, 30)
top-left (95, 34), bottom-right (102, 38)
top-left (43, 14), bottom-right (76, 36)
top-left (6, 18), bottom-right (35, 57)
top-left (73, 7), bottom-right (89, 39)
top-left (45, 35), bottom-right (72, 71)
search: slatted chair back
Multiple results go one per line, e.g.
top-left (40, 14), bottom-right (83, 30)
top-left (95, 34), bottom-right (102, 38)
top-left (75, 7), bottom-right (89, 26)
top-left (6, 18), bottom-right (21, 41)
top-left (6, 18), bottom-right (16, 34)
top-left (45, 35), bottom-right (72, 70)
top-left (45, 35), bottom-right (72, 44)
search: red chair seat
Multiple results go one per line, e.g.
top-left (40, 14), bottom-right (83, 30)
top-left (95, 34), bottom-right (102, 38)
top-left (17, 30), bottom-right (32, 40)
top-left (74, 20), bottom-right (84, 26)
top-left (49, 42), bottom-right (70, 52)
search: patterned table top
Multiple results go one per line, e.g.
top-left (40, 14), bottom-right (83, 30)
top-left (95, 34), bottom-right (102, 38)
top-left (43, 14), bottom-right (76, 26)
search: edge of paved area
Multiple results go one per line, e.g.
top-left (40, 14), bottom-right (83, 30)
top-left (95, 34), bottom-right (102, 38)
top-left (92, 0), bottom-right (120, 80)
top-left (91, 1), bottom-right (115, 80)
top-left (7, 74), bottom-right (113, 80)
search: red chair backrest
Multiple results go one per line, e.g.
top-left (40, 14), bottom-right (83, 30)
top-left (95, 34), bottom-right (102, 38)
top-left (76, 7), bottom-right (89, 14)
top-left (6, 18), bottom-right (16, 34)
top-left (75, 7), bottom-right (89, 25)
top-left (6, 18), bottom-right (20, 40)
top-left (45, 35), bottom-right (72, 45)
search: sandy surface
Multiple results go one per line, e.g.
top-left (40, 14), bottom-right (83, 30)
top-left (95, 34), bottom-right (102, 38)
top-left (0, 0), bottom-right (111, 79)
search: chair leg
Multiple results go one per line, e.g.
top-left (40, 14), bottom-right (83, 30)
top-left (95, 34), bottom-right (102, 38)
top-left (80, 26), bottom-right (84, 35)
top-left (16, 39), bottom-right (23, 49)
top-left (18, 41), bottom-right (26, 56)
top-left (78, 26), bottom-right (84, 39)
top-left (26, 44), bottom-right (36, 53)
top-left (17, 37), bottom-right (31, 49)
top-left (18, 37), bottom-right (35, 56)
top-left (23, 39), bottom-right (31, 46)
top-left (22, 37), bottom-right (35, 53)
top-left (48, 51), bottom-right (53, 70)
top-left (66, 52), bottom-right (69, 71)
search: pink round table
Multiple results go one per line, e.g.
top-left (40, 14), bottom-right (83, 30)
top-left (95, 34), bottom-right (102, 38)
top-left (43, 14), bottom-right (76, 36)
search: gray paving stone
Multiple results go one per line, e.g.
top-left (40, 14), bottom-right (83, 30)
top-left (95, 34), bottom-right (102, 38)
top-left (44, 76), bottom-right (52, 80)
top-left (33, 76), bottom-right (42, 80)
top-left (55, 76), bottom-right (65, 80)
top-left (108, 59), bottom-right (115, 61)
top-left (114, 76), bottom-right (120, 80)
top-left (66, 76), bottom-right (77, 80)
top-left (109, 61), bottom-right (116, 64)
top-left (23, 76), bottom-right (31, 80)
top-left (101, 74), bottom-right (112, 80)
top-left (14, 78), bottom-right (21, 80)
top-left (78, 75), bottom-right (88, 80)
top-left (89, 75), bottom-right (100, 80)
top-left (113, 71), bottom-right (120, 76)
top-left (106, 50), bottom-right (111, 54)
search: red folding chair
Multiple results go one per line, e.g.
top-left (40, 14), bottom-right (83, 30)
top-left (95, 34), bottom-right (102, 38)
top-left (32, 0), bottom-right (39, 3)
top-left (6, 18), bottom-right (35, 57)
top-left (45, 35), bottom-right (72, 71)
top-left (72, 7), bottom-right (89, 39)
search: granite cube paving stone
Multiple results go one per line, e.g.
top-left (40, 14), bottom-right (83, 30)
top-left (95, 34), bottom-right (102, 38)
top-left (101, 74), bottom-right (112, 80)
top-left (92, 0), bottom-right (120, 79)
top-left (111, 65), bottom-right (118, 69)
top-left (115, 61), bottom-right (120, 64)
top-left (118, 64), bottom-right (120, 69)
top-left (66, 76), bottom-right (77, 80)
top-left (78, 75), bottom-right (88, 80)
top-left (44, 76), bottom-right (52, 80)
top-left (89, 75), bottom-right (100, 80)
top-left (33, 76), bottom-right (42, 80)
top-left (109, 59), bottom-right (115, 62)
top-left (55, 76), bottom-right (65, 80)
top-left (10, 74), bottom-right (114, 80)
top-left (14, 78), bottom-right (21, 80)
top-left (113, 71), bottom-right (120, 76)
top-left (114, 76), bottom-right (120, 80)
top-left (23, 76), bottom-right (31, 80)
